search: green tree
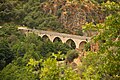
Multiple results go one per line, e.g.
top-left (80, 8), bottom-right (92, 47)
top-left (20, 0), bottom-right (63, 30)
top-left (81, 1), bottom-right (120, 80)
top-left (0, 39), bottom-right (14, 70)
top-left (0, 59), bottom-right (38, 80)
top-left (0, 0), bottom-right (15, 23)
top-left (39, 57), bottom-right (80, 80)
top-left (66, 50), bottom-right (79, 63)
top-left (0, 23), bottom-right (24, 70)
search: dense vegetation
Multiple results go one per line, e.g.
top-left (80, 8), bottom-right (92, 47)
top-left (81, 1), bottom-right (120, 79)
top-left (0, 23), bottom-right (78, 79)
top-left (1, 0), bottom-right (117, 35)
top-left (0, 0), bottom-right (65, 32)
top-left (0, 0), bottom-right (120, 80)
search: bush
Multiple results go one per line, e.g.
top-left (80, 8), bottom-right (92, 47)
top-left (66, 50), bottom-right (79, 62)
top-left (84, 42), bottom-right (91, 51)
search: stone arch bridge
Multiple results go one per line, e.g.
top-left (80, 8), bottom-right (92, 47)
top-left (18, 27), bottom-right (91, 50)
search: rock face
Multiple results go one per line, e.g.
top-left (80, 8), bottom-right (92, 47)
top-left (41, 0), bottom-right (105, 35)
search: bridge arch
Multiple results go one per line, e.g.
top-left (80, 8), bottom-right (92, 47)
top-left (18, 27), bottom-right (91, 50)
top-left (53, 37), bottom-right (62, 43)
top-left (79, 41), bottom-right (87, 51)
top-left (66, 39), bottom-right (76, 49)
top-left (42, 35), bottom-right (50, 42)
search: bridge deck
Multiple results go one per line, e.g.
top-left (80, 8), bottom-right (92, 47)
top-left (18, 27), bottom-right (91, 40)
top-left (35, 30), bottom-right (90, 40)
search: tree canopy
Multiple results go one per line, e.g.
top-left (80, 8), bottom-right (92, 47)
top-left (0, 0), bottom-right (120, 80)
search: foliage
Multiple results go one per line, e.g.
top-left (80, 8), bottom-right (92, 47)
top-left (0, 0), bottom-right (16, 23)
top-left (40, 58), bottom-right (59, 80)
top-left (66, 50), bottom-right (79, 62)
top-left (0, 59), bottom-right (38, 80)
top-left (15, 0), bottom-right (63, 31)
top-left (0, 39), bottom-right (14, 70)
top-left (39, 57), bottom-right (80, 80)
top-left (0, 0), bottom-right (119, 80)
top-left (0, 23), bottom-right (23, 38)
top-left (27, 58), bottom-right (41, 73)
top-left (52, 51), bottom-right (65, 61)
top-left (53, 42), bottom-right (72, 54)
top-left (80, 1), bottom-right (120, 80)
top-left (84, 42), bottom-right (91, 51)
top-left (0, 0), bottom-right (63, 32)
top-left (101, 1), bottom-right (120, 15)
top-left (0, 23), bottom-right (71, 71)
top-left (0, 23), bottom-right (23, 70)
top-left (40, 41), bottom-right (71, 57)
top-left (0, 54), bottom-right (80, 80)
top-left (11, 33), bottom-right (43, 59)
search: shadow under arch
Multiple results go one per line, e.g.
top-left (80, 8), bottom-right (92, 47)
top-left (42, 35), bottom-right (50, 42)
top-left (38, 36), bottom-right (42, 40)
top-left (66, 39), bottom-right (76, 49)
top-left (79, 41), bottom-right (87, 51)
top-left (53, 37), bottom-right (62, 43)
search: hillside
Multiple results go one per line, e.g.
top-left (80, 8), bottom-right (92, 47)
top-left (0, 0), bottom-right (108, 36)
top-left (41, 0), bottom-right (105, 35)
top-left (0, 0), bottom-right (120, 80)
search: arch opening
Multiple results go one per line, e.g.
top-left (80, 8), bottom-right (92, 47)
top-left (53, 37), bottom-right (62, 43)
top-left (66, 39), bottom-right (76, 49)
top-left (42, 35), bottom-right (50, 42)
top-left (79, 41), bottom-right (87, 51)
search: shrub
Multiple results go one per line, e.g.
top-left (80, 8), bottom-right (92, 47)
top-left (66, 50), bottom-right (79, 62)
